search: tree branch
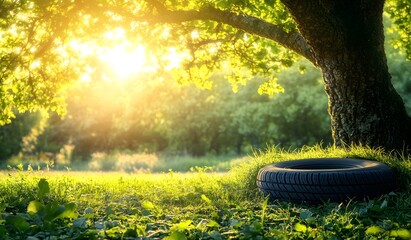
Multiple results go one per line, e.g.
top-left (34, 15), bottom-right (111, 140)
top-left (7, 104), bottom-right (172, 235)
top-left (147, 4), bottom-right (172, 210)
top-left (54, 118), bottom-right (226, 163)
top-left (201, 6), bottom-right (316, 64)
top-left (121, 1), bottom-right (317, 64)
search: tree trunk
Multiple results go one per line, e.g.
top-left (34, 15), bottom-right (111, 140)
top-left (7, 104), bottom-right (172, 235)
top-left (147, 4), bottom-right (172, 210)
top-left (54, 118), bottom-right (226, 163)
top-left (282, 0), bottom-right (411, 151)
top-left (320, 48), bottom-right (411, 151)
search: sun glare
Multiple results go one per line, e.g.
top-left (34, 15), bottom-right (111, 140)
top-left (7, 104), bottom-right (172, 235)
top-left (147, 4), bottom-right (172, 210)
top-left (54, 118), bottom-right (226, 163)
top-left (70, 28), bottom-right (189, 83)
top-left (99, 44), bottom-right (149, 79)
top-left (163, 47), bottom-right (190, 70)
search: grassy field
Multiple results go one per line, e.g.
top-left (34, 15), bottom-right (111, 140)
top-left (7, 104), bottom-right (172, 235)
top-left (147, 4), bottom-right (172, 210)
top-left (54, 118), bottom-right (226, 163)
top-left (1, 146), bottom-right (411, 239)
top-left (2, 153), bottom-right (250, 173)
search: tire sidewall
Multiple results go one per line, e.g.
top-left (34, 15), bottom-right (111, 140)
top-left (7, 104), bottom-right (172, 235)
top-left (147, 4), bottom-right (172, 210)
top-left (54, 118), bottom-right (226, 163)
top-left (263, 158), bottom-right (391, 174)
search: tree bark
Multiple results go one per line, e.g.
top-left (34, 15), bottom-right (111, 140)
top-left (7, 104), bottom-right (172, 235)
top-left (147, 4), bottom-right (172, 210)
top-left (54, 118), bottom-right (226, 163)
top-left (321, 46), bottom-right (411, 151)
top-left (281, 0), bottom-right (411, 151)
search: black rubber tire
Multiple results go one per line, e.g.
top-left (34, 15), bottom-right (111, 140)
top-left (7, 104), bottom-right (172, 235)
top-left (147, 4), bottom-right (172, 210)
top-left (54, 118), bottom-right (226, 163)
top-left (256, 158), bottom-right (397, 203)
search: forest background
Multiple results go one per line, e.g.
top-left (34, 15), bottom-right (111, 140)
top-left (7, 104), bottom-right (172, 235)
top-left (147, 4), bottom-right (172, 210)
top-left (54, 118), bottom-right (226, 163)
top-left (0, 18), bottom-right (410, 171)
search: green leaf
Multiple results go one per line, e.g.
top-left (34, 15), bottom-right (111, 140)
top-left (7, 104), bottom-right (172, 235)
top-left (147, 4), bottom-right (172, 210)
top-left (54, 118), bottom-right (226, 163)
top-left (27, 200), bottom-right (45, 215)
top-left (84, 207), bottom-right (94, 219)
top-left (0, 225), bottom-right (7, 236)
top-left (345, 223), bottom-right (354, 230)
top-left (57, 202), bottom-right (78, 219)
top-left (210, 231), bottom-right (222, 239)
top-left (390, 229), bottom-right (411, 239)
top-left (105, 206), bottom-right (115, 215)
top-left (137, 225), bottom-right (146, 236)
top-left (141, 201), bottom-right (155, 210)
top-left (17, 164), bottom-right (23, 171)
top-left (37, 178), bottom-right (50, 200)
top-left (295, 223), bottom-right (307, 233)
top-left (164, 231), bottom-right (187, 240)
top-left (72, 217), bottom-right (87, 228)
top-left (380, 199), bottom-right (388, 209)
top-left (0, 202), bottom-right (6, 213)
top-left (124, 228), bottom-right (138, 237)
top-left (171, 220), bottom-right (192, 232)
top-left (230, 219), bottom-right (244, 228)
top-left (370, 204), bottom-right (383, 212)
top-left (5, 215), bottom-right (30, 232)
top-left (299, 210), bottom-right (312, 220)
top-left (201, 194), bottom-right (212, 204)
top-left (261, 197), bottom-right (269, 225)
top-left (26, 237), bottom-right (39, 240)
top-left (206, 220), bottom-right (220, 228)
top-left (258, 78), bottom-right (284, 96)
top-left (253, 221), bottom-right (263, 233)
top-left (44, 202), bottom-right (66, 221)
top-left (366, 226), bottom-right (385, 235)
top-left (264, 0), bottom-right (275, 5)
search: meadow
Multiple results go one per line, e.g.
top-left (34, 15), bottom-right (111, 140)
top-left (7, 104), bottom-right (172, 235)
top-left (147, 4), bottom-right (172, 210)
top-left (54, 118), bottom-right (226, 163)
top-left (1, 146), bottom-right (411, 239)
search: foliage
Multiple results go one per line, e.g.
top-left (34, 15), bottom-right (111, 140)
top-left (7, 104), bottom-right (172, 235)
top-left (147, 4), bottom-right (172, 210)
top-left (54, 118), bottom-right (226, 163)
top-left (1, 0), bottom-right (410, 125)
top-left (2, 35), bottom-right (409, 162)
top-left (0, 0), bottom-right (85, 124)
top-left (387, 37), bottom-right (411, 112)
top-left (0, 0), bottom-right (283, 123)
top-left (385, 0), bottom-right (411, 60)
top-left (0, 112), bottom-right (43, 161)
top-left (26, 40), bottom-right (410, 160)
top-left (1, 21), bottom-right (409, 161)
top-left (0, 146), bottom-right (411, 239)
top-left (28, 63), bottom-right (331, 160)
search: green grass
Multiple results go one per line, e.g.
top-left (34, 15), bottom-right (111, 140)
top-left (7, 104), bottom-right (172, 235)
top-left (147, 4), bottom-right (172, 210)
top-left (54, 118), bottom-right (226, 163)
top-left (1, 146), bottom-right (411, 239)
top-left (2, 153), bottom-right (250, 173)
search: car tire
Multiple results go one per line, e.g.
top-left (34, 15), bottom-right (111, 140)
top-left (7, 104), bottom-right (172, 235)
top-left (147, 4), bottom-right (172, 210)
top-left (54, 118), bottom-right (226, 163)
top-left (256, 158), bottom-right (397, 203)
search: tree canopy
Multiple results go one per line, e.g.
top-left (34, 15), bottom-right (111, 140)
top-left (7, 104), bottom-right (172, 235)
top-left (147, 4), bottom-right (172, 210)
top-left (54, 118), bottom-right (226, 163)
top-left (1, 0), bottom-right (411, 150)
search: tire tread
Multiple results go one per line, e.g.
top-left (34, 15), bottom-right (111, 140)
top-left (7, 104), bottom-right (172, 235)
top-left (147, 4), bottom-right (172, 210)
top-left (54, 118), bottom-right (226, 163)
top-left (256, 159), bottom-right (396, 203)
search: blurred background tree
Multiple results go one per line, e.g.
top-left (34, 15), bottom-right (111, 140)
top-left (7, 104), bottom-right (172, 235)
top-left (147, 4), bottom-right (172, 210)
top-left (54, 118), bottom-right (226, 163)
top-left (1, 37), bottom-right (410, 162)
top-left (0, 1), bottom-right (410, 164)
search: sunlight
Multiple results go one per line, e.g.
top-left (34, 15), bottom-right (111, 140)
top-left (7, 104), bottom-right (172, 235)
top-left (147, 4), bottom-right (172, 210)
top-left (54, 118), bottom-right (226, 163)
top-left (69, 40), bottom-right (95, 57)
top-left (97, 28), bottom-right (153, 80)
top-left (79, 66), bottom-right (94, 83)
top-left (69, 28), bottom-right (190, 83)
top-left (163, 47), bottom-right (190, 70)
top-left (97, 45), bottom-right (189, 79)
top-left (69, 39), bottom-right (151, 83)
top-left (98, 44), bottom-right (149, 79)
